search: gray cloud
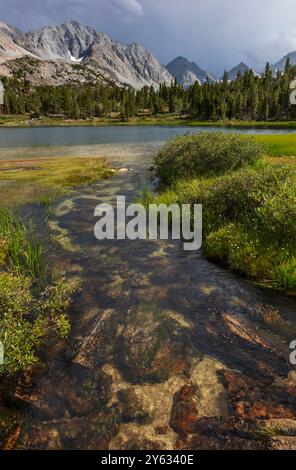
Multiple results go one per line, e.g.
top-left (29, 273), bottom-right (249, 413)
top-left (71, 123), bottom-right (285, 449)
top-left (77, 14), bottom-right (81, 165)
top-left (1, 0), bottom-right (296, 74)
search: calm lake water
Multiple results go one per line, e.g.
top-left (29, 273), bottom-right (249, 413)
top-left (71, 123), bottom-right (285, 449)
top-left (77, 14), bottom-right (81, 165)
top-left (0, 125), bottom-right (295, 149)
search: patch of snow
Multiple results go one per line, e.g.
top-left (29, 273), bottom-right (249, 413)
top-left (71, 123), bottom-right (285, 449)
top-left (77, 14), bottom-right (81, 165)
top-left (68, 50), bottom-right (83, 63)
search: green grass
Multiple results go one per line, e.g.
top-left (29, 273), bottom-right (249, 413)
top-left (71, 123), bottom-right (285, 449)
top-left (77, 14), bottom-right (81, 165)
top-left (0, 157), bottom-right (113, 206)
top-left (146, 132), bottom-right (296, 292)
top-left (0, 207), bottom-right (47, 280)
top-left (252, 134), bottom-right (296, 157)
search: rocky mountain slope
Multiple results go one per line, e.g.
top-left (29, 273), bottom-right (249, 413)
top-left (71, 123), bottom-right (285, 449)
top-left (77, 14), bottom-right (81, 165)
top-left (86, 36), bottom-right (173, 89)
top-left (272, 51), bottom-right (296, 72)
top-left (2, 18), bottom-right (296, 90)
top-left (166, 56), bottom-right (216, 88)
top-left (0, 56), bottom-right (117, 87)
top-left (0, 20), bottom-right (173, 89)
top-left (222, 62), bottom-right (250, 81)
top-left (0, 21), bottom-right (36, 63)
top-left (166, 58), bottom-right (254, 86)
top-left (18, 20), bottom-right (98, 62)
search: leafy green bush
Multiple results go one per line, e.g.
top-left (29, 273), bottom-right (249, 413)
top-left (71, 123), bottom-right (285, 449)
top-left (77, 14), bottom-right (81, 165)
top-left (0, 273), bottom-right (74, 373)
top-left (155, 132), bottom-right (265, 183)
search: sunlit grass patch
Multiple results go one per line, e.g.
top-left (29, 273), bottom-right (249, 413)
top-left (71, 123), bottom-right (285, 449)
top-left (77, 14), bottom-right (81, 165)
top-left (252, 134), bottom-right (296, 157)
top-left (0, 157), bottom-right (113, 206)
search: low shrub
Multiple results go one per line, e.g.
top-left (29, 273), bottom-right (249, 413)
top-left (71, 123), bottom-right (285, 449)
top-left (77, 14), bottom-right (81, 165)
top-left (155, 132), bottom-right (265, 183)
top-left (0, 273), bottom-right (74, 373)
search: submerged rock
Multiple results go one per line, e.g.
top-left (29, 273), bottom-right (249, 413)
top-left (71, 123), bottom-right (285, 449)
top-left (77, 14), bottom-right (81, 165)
top-left (180, 417), bottom-right (266, 450)
top-left (170, 385), bottom-right (200, 437)
top-left (115, 307), bottom-right (190, 384)
top-left (222, 370), bottom-right (296, 420)
top-left (73, 309), bottom-right (118, 369)
top-left (268, 435), bottom-right (296, 450)
top-left (190, 357), bottom-right (229, 418)
top-left (117, 388), bottom-right (152, 424)
top-left (3, 362), bottom-right (112, 421)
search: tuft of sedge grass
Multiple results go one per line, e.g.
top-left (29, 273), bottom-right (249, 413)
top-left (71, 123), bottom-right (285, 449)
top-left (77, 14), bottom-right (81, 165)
top-left (0, 206), bottom-right (47, 281)
top-left (275, 259), bottom-right (296, 292)
top-left (255, 424), bottom-right (281, 439)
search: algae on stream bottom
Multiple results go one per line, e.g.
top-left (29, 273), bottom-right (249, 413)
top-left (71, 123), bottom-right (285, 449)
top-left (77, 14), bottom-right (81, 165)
top-left (0, 157), bottom-right (113, 207)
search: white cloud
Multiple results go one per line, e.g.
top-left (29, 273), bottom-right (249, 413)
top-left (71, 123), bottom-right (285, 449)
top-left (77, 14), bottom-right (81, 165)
top-left (111, 0), bottom-right (144, 19)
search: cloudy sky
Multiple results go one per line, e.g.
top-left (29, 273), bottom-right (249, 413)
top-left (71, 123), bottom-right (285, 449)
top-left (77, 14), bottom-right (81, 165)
top-left (1, 0), bottom-right (296, 75)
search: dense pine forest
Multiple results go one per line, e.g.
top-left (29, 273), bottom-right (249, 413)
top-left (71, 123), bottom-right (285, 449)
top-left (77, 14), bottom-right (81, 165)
top-left (2, 59), bottom-right (296, 121)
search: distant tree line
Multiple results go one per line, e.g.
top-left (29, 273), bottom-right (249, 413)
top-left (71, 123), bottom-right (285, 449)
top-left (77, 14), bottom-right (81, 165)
top-left (2, 59), bottom-right (296, 121)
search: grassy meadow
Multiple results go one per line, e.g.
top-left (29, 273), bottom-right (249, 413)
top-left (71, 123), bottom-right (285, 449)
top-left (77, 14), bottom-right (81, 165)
top-left (252, 134), bottom-right (296, 157)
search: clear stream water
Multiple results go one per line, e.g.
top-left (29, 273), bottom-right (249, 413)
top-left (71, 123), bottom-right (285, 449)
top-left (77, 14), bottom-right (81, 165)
top-left (1, 126), bottom-right (296, 450)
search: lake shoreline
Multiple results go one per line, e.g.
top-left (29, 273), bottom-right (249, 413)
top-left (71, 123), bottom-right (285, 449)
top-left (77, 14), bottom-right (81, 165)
top-left (2, 115), bottom-right (296, 129)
